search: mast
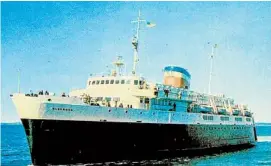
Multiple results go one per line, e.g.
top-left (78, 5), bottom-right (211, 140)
top-left (131, 10), bottom-right (146, 76)
top-left (208, 44), bottom-right (217, 94)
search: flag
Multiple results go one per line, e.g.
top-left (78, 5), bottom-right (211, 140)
top-left (214, 44), bottom-right (218, 48)
top-left (146, 21), bottom-right (156, 28)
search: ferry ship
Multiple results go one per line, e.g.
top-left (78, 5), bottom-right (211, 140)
top-left (11, 12), bottom-right (257, 165)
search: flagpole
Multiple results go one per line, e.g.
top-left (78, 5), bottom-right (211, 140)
top-left (136, 10), bottom-right (141, 40)
top-left (208, 44), bottom-right (216, 94)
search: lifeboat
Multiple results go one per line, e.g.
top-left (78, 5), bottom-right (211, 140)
top-left (217, 108), bottom-right (229, 115)
top-left (191, 104), bottom-right (214, 113)
top-left (232, 109), bottom-right (242, 116)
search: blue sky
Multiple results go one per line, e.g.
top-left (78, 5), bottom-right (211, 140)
top-left (1, 2), bottom-right (271, 122)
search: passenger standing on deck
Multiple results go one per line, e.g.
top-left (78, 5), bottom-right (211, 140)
top-left (30, 90), bottom-right (33, 96)
top-left (178, 91), bottom-right (182, 99)
top-left (62, 92), bottom-right (66, 97)
top-left (154, 87), bottom-right (158, 97)
top-left (164, 89), bottom-right (169, 97)
top-left (173, 103), bottom-right (176, 111)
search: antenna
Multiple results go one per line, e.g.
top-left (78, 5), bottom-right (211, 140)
top-left (208, 44), bottom-right (217, 94)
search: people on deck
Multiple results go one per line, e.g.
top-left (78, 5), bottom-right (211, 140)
top-left (173, 103), bottom-right (176, 111)
top-left (154, 87), bottom-right (158, 97)
top-left (164, 89), bottom-right (169, 97)
top-left (30, 90), bottom-right (33, 96)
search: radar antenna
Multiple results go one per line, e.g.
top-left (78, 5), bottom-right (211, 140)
top-left (112, 56), bottom-right (125, 76)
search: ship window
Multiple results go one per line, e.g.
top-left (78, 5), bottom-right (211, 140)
top-left (139, 80), bottom-right (143, 85)
top-left (92, 81), bottom-right (96, 85)
top-left (105, 80), bottom-right (109, 84)
top-left (145, 98), bottom-right (150, 104)
top-left (220, 116), bottom-right (229, 121)
top-left (126, 80), bottom-right (131, 84)
top-left (121, 80), bottom-right (125, 84)
top-left (208, 116), bottom-right (213, 120)
top-left (89, 81), bottom-right (91, 85)
top-left (134, 80), bottom-right (138, 85)
top-left (96, 80), bottom-right (100, 85)
top-left (115, 80), bottom-right (120, 84)
top-left (235, 117), bottom-right (242, 122)
top-left (246, 118), bottom-right (251, 122)
top-left (203, 115), bottom-right (213, 121)
top-left (110, 80), bottom-right (114, 84)
top-left (140, 97), bottom-right (144, 103)
top-left (101, 80), bottom-right (105, 84)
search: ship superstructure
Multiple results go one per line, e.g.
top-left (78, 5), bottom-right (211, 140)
top-left (11, 11), bottom-right (257, 165)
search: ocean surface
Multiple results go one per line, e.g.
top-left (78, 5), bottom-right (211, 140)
top-left (1, 123), bottom-right (271, 166)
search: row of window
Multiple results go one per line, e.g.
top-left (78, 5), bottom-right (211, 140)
top-left (52, 107), bottom-right (73, 111)
top-left (203, 115), bottom-right (214, 121)
top-left (220, 116), bottom-right (230, 121)
top-left (89, 80), bottom-right (143, 86)
top-left (204, 116), bottom-right (251, 123)
top-left (200, 126), bottom-right (250, 131)
top-left (235, 117), bottom-right (243, 122)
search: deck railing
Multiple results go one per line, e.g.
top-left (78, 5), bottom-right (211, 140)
top-left (155, 83), bottom-right (235, 107)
